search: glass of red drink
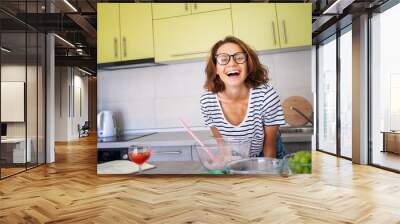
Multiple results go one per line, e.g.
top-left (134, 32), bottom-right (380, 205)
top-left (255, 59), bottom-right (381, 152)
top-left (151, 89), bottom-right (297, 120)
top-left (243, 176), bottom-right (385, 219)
top-left (128, 145), bottom-right (152, 174)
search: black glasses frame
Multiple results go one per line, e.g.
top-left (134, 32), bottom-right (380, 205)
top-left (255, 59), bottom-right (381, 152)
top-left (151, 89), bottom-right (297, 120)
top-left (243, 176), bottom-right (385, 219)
top-left (214, 52), bottom-right (247, 65)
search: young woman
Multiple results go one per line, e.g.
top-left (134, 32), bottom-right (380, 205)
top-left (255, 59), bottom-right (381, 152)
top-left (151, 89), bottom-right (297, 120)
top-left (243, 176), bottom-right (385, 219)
top-left (200, 36), bottom-right (286, 158)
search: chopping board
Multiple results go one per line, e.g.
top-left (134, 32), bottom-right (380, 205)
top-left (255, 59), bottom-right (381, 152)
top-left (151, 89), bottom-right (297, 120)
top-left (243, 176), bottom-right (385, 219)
top-left (282, 96), bottom-right (313, 127)
top-left (97, 160), bottom-right (155, 174)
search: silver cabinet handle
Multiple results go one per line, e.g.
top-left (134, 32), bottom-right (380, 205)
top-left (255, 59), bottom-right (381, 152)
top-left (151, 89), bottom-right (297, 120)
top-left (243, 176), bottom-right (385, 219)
top-left (123, 36), bottom-right (127, 57)
top-left (194, 3), bottom-right (197, 10)
top-left (113, 37), bottom-right (118, 58)
top-left (154, 151), bottom-right (183, 155)
top-left (185, 3), bottom-right (188, 11)
top-left (271, 21), bottom-right (276, 45)
top-left (282, 20), bottom-right (287, 44)
top-left (171, 50), bottom-right (208, 57)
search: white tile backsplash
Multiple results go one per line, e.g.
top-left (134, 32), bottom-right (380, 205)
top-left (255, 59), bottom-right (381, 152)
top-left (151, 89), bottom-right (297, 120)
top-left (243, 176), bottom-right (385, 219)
top-left (98, 68), bottom-right (156, 102)
top-left (105, 100), bottom-right (156, 131)
top-left (154, 97), bottom-right (202, 128)
top-left (98, 48), bottom-right (312, 131)
top-left (154, 61), bottom-right (206, 98)
top-left (154, 69), bottom-right (187, 98)
top-left (260, 49), bottom-right (313, 106)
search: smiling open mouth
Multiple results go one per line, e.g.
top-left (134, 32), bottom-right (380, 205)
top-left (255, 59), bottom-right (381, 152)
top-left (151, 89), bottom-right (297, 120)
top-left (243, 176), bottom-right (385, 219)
top-left (227, 71), bottom-right (240, 77)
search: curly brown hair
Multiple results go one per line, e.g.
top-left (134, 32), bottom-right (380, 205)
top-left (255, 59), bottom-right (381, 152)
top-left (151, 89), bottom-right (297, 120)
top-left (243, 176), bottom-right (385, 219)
top-left (204, 36), bottom-right (269, 93)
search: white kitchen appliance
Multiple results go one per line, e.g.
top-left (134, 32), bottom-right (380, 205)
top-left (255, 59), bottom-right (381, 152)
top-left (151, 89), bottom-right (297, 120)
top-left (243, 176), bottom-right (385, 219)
top-left (97, 110), bottom-right (117, 138)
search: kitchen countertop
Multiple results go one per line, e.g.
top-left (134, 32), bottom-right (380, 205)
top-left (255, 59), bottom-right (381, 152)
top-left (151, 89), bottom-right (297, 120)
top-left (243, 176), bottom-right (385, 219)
top-left (98, 160), bottom-right (288, 175)
top-left (97, 131), bottom-right (211, 148)
top-left (97, 160), bottom-right (208, 175)
top-left (97, 130), bottom-right (312, 149)
top-left (142, 161), bottom-right (206, 174)
top-left (281, 132), bottom-right (312, 142)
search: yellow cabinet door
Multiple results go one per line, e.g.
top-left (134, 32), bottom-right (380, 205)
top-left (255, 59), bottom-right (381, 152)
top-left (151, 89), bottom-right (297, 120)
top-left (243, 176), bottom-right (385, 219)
top-left (232, 3), bottom-right (280, 51)
top-left (152, 3), bottom-right (191, 19)
top-left (153, 10), bottom-right (232, 62)
top-left (120, 3), bottom-right (154, 61)
top-left (276, 3), bottom-right (312, 48)
top-left (190, 3), bottom-right (230, 14)
top-left (97, 3), bottom-right (121, 63)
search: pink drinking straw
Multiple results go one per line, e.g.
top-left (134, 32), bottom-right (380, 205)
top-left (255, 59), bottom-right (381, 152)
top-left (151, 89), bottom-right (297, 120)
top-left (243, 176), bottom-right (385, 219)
top-left (178, 119), bottom-right (218, 163)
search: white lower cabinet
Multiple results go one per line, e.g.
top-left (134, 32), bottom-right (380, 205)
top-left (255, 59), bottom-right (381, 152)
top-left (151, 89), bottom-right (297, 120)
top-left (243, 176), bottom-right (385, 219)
top-left (149, 146), bottom-right (192, 161)
top-left (191, 147), bottom-right (200, 161)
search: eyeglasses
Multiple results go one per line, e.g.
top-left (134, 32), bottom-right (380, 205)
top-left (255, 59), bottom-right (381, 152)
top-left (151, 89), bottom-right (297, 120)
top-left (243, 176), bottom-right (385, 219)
top-left (214, 52), bottom-right (247, 65)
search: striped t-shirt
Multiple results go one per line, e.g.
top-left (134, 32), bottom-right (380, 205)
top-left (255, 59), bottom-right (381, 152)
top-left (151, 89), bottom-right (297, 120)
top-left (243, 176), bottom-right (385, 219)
top-left (200, 83), bottom-right (286, 157)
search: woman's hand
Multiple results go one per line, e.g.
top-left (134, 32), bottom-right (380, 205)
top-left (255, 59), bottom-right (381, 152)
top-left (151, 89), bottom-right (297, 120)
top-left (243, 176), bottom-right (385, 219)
top-left (263, 125), bottom-right (279, 158)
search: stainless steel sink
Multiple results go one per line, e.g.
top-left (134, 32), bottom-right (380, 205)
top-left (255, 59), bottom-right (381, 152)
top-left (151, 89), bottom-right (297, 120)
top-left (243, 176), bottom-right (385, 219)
top-left (279, 127), bottom-right (313, 134)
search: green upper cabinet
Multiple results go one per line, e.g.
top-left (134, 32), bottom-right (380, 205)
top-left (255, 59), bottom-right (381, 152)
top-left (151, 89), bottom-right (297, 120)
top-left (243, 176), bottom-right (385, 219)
top-left (276, 3), bottom-right (312, 48)
top-left (97, 3), bottom-right (121, 63)
top-left (97, 3), bottom-right (154, 64)
top-left (152, 3), bottom-right (191, 19)
top-left (232, 3), bottom-right (280, 51)
top-left (190, 3), bottom-right (231, 14)
top-left (153, 10), bottom-right (232, 62)
top-left (120, 4), bottom-right (154, 61)
top-left (152, 3), bottom-right (231, 19)
top-left (98, 3), bottom-right (311, 65)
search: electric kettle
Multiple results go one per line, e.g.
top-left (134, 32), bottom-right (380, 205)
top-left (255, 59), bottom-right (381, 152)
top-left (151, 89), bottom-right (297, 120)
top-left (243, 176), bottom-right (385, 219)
top-left (97, 110), bottom-right (117, 138)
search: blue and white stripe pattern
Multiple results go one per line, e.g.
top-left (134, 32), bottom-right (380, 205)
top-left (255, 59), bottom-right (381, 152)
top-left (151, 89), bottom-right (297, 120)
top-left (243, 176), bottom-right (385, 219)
top-left (200, 83), bottom-right (286, 157)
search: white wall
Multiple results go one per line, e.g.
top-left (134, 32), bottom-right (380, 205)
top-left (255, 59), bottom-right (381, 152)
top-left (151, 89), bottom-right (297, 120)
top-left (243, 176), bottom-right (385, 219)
top-left (261, 49), bottom-right (313, 104)
top-left (1, 65), bottom-right (35, 137)
top-left (55, 67), bottom-right (68, 141)
top-left (98, 49), bottom-right (312, 133)
top-left (1, 64), bottom-right (46, 163)
top-left (72, 72), bottom-right (89, 138)
top-left (55, 67), bottom-right (89, 141)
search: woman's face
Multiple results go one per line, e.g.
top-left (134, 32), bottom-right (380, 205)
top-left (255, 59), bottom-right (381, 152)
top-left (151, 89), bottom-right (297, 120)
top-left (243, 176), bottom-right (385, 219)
top-left (215, 42), bottom-right (248, 88)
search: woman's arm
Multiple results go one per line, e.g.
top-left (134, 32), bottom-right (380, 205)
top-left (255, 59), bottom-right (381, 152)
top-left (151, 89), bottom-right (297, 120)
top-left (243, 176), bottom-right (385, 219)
top-left (263, 125), bottom-right (279, 158)
top-left (210, 126), bottom-right (224, 144)
top-left (210, 126), bottom-right (222, 138)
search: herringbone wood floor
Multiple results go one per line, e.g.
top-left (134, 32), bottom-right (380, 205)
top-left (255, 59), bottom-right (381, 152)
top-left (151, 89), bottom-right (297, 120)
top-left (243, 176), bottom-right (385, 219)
top-left (1, 136), bottom-right (400, 224)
